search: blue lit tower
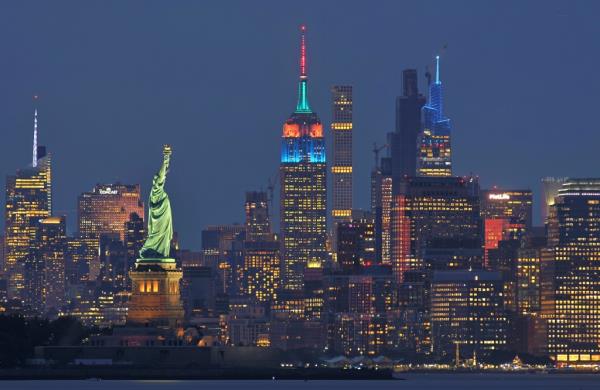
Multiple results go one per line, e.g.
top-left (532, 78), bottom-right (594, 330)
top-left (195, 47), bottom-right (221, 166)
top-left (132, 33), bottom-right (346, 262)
top-left (280, 25), bottom-right (327, 291)
top-left (417, 56), bottom-right (452, 177)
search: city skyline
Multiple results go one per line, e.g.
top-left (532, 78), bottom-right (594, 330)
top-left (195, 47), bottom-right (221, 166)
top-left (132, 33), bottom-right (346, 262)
top-left (4, 1), bottom-right (600, 375)
top-left (1, 1), bottom-right (599, 250)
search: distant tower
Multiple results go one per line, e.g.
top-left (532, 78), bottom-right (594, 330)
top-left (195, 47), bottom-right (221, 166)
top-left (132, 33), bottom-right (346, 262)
top-left (32, 104), bottom-right (38, 167)
top-left (417, 56), bottom-right (452, 177)
top-left (280, 25), bottom-right (327, 291)
top-left (331, 85), bottom-right (353, 243)
top-left (242, 191), bottom-right (280, 303)
top-left (390, 69), bottom-right (426, 195)
top-left (245, 191), bottom-right (271, 241)
top-left (4, 104), bottom-right (52, 302)
top-left (371, 157), bottom-right (393, 265)
top-left (38, 216), bottom-right (67, 313)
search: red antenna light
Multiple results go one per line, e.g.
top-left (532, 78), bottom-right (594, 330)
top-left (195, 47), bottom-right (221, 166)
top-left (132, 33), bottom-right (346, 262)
top-left (300, 24), bottom-right (307, 79)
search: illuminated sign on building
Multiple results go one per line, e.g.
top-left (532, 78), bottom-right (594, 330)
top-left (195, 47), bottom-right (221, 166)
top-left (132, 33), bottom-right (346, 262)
top-left (99, 187), bottom-right (118, 195)
top-left (488, 193), bottom-right (510, 200)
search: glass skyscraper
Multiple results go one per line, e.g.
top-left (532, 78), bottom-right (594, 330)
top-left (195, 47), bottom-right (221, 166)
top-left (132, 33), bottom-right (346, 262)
top-left (391, 69), bottom-right (426, 195)
top-left (417, 56), bottom-right (452, 177)
top-left (542, 178), bottom-right (600, 364)
top-left (4, 109), bottom-right (52, 302)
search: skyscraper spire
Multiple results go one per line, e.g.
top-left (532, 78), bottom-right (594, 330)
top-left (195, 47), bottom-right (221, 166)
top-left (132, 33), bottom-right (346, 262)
top-left (300, 24), bottom-right (307, 79)
top-left (32, 96), bottom-right (38, 167)
top-left (435, 55), bottom-right (440, 84)
top-left (295, 24), bottom-right (311, 113)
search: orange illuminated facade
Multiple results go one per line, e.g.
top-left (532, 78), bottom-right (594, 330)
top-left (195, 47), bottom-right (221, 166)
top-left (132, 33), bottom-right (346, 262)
top-left (484, 218), bottom-right (509, 267)
top-left (78, 183), bottom-right (144, 241)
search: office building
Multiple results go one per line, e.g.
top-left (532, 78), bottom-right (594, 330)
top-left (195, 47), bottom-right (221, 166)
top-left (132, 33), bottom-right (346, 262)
top-left (431, 270), bottom-right (508, 358)
top-left (390, 69), bottom-right (426, 190)
top-left (331, 85), bottom-right (353, 229)
top-left (541, 177), bottom-right (568, 224)
top-left (371, 157), bottom-right (393, 265)
top-left (336, 216), bottom-right (376, 271)
top-left (124, 212), bottom-right (146, 282)
top-left (38, 216), bottom-right (67, 313)
top-left (391, 176), bottom-right (482, 282)
top-left (78, 183), bottom-right (144, 242)
top-left (244, 191), bottom-right (271, 241)
top-left (481, 188), bottom-right (533, 229)
top-left (4, 108), bottom-right (51, 301)
top-left (543, 179), bottom-right (600, 364)
top-left (417, 56), bottom-right (452, 177)
top-left (280, 26), bottom-right (327, 290)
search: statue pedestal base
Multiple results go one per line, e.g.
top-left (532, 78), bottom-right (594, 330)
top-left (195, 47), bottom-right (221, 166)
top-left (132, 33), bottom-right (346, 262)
top-left (127, 258), bottom-right (184, 328)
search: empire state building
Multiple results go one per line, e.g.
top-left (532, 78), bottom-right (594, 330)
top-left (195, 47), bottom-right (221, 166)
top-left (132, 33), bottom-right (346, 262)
top-left (280, 26), bottom-right (327, 291)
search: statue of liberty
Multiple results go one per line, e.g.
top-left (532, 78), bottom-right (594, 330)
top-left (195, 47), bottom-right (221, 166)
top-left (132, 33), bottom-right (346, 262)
top-left (140, 145), bottom-right (173, 260)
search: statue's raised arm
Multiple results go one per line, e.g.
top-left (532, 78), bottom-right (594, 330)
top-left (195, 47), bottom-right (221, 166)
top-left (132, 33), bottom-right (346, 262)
top-left (140, 145), bottom-right (174, 260)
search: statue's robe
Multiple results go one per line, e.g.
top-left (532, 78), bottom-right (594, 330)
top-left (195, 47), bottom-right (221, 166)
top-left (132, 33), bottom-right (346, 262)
top-left (140, 158), bottom-right (173, 259)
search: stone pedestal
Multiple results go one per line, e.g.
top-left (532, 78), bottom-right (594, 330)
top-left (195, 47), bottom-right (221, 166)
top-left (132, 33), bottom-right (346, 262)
top-left (127, 258), bottom-right (184, 327)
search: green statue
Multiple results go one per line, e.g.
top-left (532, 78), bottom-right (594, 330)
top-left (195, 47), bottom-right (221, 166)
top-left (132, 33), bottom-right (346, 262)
top-left (140, 145), bottom-right (173, 260)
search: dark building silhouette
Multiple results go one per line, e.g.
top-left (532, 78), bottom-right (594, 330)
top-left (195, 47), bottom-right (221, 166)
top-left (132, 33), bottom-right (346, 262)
top-left (124, 212), bottom-right (146, 286)
top-left (336, 216), bottom-right (376, 272)
top-left (391, 176), bottom-right (482, 282)
top-left (390, 69), bottom-right (426, 194)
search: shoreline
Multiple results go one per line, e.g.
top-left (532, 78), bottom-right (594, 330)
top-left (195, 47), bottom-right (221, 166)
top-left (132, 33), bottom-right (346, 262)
top-left (0, 367), bottom-right (397, 381)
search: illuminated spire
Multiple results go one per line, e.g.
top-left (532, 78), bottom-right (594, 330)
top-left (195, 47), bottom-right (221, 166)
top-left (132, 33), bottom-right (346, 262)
top-left (32, 96), bottom-right (38, 167)
top-left (300, 24), bottom-right (307, 79)
top-left (295, 24), bottom-right (311, 113)
top-left (435, 55), bottom-right (440, 84)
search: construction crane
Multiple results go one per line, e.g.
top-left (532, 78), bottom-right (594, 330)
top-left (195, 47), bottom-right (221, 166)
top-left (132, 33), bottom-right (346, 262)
top-left (372, 142), bottom-right (389, 170)
top-left (266, 169), bottom-right (279, 211)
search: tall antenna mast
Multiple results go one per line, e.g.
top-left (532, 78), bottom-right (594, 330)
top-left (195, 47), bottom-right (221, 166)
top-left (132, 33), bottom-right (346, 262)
top-left (300, 24), bottom-right (307, 80)
top-left (435, 55), bottom-right (440, 84)
top-left (32, 95), bottom-right (38, 167)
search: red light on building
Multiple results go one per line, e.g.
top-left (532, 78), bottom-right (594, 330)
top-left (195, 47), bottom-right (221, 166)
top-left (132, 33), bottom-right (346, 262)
top-left (310, 123), bottom-right (323, 138)
top-left (484, 218), bottom-right (509, 267)
top-left (283, 123), bottom-right (300, 138)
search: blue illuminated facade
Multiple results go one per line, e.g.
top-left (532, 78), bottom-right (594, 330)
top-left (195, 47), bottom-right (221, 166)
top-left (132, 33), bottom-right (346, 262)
top-left (280, 75), bottom-right (326, 164)
top-left (417, 56), bottom-right (452, 177)
top-left (280, 113), bottom-right (326, 164)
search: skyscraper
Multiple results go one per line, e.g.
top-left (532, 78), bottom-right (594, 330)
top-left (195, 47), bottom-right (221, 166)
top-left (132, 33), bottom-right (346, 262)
top-left (280, 25), bottom-right (327, 291)
top-left (124, 212), bottom-right (146, 280)
top-left (201, 224), bottom-right (245, 294)
top-left (37, 216), bottom-right (67, 313)
top-left (391, 176), bottom-right (481, 282)
top-left (78, 184), bottom-right (144, 242)
top-left (4, 108), bottom-right (51, 301)
top-left (242, 191), bottom-right (280, 303)
top-left (371, 157), bottom-right (393, 265)
top-left (541, 177), bottom-right (568, 224)
top-left (77, 183), bottom-right (144, 281)
top-left (417, 56), bottom-right (452, 177)
top-left (244, 191), bottom-right (271, 241)
top-left (331, 85), bottom-right (353, 229)
top-left (480, 188), bottom-right (533, 229)
top-left (391, 69), bottom-right (426, 193)
top-left (542, 179), bottom-right (600, 364)
top-left (336, 216), bottom-right (376, 271)
top-left (431, 270), bottom-right (508, 359)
